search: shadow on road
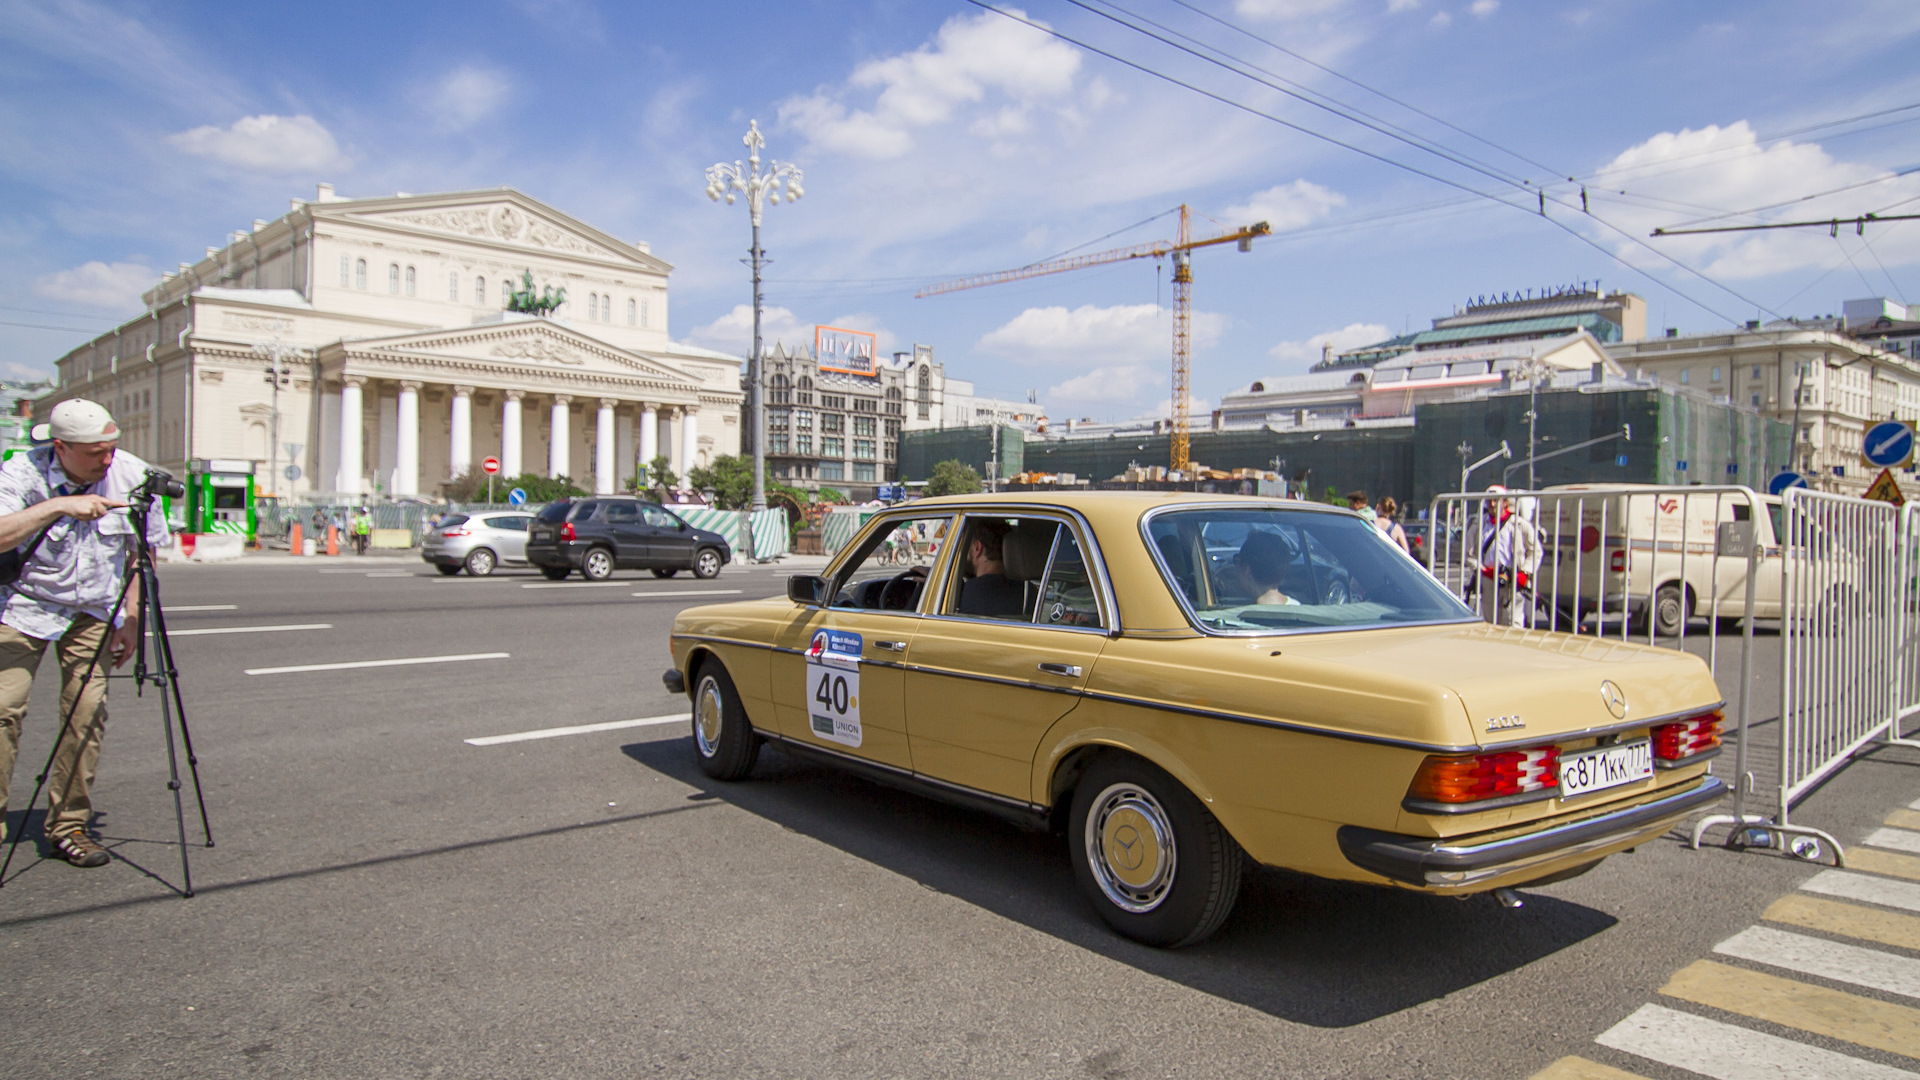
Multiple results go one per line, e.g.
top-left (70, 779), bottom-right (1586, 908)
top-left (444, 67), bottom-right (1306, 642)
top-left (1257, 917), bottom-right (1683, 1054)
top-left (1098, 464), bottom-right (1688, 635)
top-left (621, 737), bottom-right (1618, 1028)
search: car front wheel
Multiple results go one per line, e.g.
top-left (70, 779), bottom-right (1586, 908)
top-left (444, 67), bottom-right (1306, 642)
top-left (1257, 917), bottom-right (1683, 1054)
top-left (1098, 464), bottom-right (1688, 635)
top-left (692, 660), bottom-right (759, 780)
top-left (693, 548), bottom-right (723, 579)
top-left (582, 547), bottom-right (615, 581)
top-left (464, 548), bottom-right (496, 576)
top-left (1069, 755), bottom-right (1244, 948)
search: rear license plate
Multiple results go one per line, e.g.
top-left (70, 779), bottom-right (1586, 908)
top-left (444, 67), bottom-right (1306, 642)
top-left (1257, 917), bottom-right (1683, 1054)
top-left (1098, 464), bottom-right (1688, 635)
top-left (1559, 739), bottom-right (1653, 798)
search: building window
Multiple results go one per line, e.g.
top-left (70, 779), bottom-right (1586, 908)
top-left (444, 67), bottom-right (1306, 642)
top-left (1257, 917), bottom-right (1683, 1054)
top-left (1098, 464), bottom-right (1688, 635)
top-left (821, 413), bottom-right (844, 434)
top-left (405, 266), bottom-right (416, 296)
top-left (819, 461), bottom-right (844, 481)
top-left (449, 272), bottom-right (459, 301)
top-left (853, 439), bottom-right (875, 459)
top-left (795, 409), bottom-right (813, 431)
top-left (796, 435), bottom-right (813, 455)
top-left (796, 376), bottom-right (813, 406)
top-left (1680, 369), bottom-right (1690, 385)
top-left (771, 434), bottom-right (789, 454)
top-left (917, 365), bottom-right (931, 420)
top-left (1752, 365), bottom-right (1762, 379)
top-left (475, 276), bottom-right (486, 304)
top-left (770, 374), bottom-right (791, 405)
top-left (821, 436), bottom-right (844, 457)
top-left (355, 258), bottom-right (367, 290)
top-left (854, 397), bottom-right (877, 413)
top-left (853, 463), bottom-right (876, 482)
top-left (770, 408), bottom-right (789, 430)
top-left (820, 394), bottom-right (846, 410)
top-left (627, 298), bottom-right (636, 326)
top-left (588, 293), bottom-right (598, 320)
top-left (1752, 393), bottom-right (1762, 407)
top-left (883, 418), bottom-right (900, 438)
top-left (339, 255), bottom-right (350, 287)
top-left (884, 441), bottom-right (897, 461)
top-left (853, 415), bottom-right (876, 437)
top-left (1711, 366), bottom-right (1721, 382)
top-left (639, 297), bottom-right (649, 327)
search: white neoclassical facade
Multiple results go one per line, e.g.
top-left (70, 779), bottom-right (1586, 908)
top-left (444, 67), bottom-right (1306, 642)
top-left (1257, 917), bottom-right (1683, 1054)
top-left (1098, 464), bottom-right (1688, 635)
top-left (41, 185), bottom-right (743, 497)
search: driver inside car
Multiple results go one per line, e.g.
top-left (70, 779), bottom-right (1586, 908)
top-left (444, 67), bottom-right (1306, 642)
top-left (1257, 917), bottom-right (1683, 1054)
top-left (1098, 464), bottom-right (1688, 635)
top-left (956, 519), bottom-right (1025, 618)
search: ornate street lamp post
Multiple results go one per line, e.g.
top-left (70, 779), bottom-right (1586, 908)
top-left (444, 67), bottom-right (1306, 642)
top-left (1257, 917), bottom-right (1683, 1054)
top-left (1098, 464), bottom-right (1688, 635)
top-left (252, 337), bottom-right (303, 498)
top-left (706, 120), bottom-right (803, 517)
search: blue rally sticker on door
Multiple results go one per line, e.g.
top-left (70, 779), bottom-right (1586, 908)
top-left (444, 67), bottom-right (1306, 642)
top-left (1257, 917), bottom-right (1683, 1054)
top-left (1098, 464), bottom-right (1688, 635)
top-left (806, 629), bottom-right (862, 748)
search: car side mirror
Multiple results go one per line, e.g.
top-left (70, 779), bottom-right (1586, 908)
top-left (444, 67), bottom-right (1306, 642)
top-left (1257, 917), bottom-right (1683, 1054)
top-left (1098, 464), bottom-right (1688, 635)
top-left (788, 574), bottom-right (828, 606)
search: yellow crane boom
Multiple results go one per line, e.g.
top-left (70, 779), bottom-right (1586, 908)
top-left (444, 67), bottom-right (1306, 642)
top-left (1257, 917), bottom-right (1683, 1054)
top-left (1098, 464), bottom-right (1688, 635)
top-left (916, 205), bottom-right (1270, 474)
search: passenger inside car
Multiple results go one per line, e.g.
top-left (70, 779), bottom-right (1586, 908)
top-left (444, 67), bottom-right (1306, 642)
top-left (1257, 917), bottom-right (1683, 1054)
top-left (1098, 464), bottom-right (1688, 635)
top-left (1228, 529), bottom-right (1298, 606)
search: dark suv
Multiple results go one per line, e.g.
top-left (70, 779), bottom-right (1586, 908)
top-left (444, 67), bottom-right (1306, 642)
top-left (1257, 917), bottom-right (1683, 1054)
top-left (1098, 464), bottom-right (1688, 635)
top-left (525, 496), bottom-right (731, 581)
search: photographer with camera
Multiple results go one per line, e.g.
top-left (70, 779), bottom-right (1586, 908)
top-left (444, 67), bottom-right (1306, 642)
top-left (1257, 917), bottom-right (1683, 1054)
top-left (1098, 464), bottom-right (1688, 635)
top-left (0, 399), bottom-right (169, 868)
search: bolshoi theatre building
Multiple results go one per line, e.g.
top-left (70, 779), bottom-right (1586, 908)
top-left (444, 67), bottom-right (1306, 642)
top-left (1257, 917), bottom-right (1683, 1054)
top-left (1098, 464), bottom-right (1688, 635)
top-left (39, 184), bottom-right (744, 498)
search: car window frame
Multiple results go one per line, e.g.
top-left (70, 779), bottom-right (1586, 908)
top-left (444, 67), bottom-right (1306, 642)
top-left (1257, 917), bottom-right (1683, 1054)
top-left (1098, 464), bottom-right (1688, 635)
top-left (603, 502), bottom-right (641, 524)
top-left (1140, 501), bottom-right (1480, 638)
top-left (923, 508), bottom-right (1116, 636)
top-left (827, 510), bottom-right (956, 616)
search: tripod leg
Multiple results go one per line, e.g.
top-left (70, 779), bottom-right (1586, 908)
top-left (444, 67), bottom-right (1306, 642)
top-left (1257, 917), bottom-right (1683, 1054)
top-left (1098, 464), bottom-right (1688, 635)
top-left (154, 657), bottom-right (192, 897)
top-left (144, 560), bottom-right (211, 848)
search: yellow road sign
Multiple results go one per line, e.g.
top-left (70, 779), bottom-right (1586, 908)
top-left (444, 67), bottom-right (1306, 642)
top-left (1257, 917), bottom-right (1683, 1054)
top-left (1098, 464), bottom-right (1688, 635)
top-left (1864, 466), bottom-right (1907, 506)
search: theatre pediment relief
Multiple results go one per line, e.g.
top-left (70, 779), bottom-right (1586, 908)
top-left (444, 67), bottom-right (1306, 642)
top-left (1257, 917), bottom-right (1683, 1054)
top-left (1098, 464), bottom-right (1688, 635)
top-left (351, 324), bottom-right (703, 387)
top-left (343, 199), bottom-right (653, 267)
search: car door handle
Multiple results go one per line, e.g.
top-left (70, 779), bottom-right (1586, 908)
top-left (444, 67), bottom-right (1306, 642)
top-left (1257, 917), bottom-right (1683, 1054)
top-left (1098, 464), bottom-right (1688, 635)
top-left (1037, 663), bottom-right (1082, 677)
top-left (873, 640), bottom-right (907, 652)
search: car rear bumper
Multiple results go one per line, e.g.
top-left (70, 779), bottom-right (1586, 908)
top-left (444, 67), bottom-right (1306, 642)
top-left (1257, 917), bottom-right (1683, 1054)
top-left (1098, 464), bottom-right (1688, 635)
top-left (1336, 774), bottom-right (1727, 889)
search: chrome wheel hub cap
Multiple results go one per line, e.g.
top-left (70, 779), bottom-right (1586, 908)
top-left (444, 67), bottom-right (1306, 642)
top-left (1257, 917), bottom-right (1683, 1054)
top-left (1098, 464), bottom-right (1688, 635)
top-left (1085, 782), bottom-right (1176, 914)
top-left (694, 678), bottom-right (723, 758)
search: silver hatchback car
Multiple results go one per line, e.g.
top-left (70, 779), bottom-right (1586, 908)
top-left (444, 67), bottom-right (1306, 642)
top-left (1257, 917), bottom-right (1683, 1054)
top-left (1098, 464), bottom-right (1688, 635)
top-left (421, 512), bottom-right (535, 576)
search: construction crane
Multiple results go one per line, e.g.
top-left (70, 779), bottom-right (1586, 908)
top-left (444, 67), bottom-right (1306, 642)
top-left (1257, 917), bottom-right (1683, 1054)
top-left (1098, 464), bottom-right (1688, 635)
top-left (916, 205), bottom-right (1270, 474)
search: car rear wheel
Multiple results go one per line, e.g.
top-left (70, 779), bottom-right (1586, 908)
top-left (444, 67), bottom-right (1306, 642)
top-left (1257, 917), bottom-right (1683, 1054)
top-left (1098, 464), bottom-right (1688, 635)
top-left (1069, 755), bottom-right (1244, 948)
top-left (434, 564), bottom-right (461, 576)
top-left (464, 548), bottom-right (496, 577)
top-left (693, 548), bottom-right (723, 579)
top-left (651, 567), bottom-right (679, 579)
top-left (540, 566), bottom-right (570, 581)
top-left (582, 547), bottom-right (615, 581)
top-left (692, 659), bottom-right (759, 780)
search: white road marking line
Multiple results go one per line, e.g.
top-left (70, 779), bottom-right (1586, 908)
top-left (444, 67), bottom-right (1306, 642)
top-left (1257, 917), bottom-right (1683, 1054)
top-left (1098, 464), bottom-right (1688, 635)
top-left (317, 568), bottom-right (370, 574)
top-left (629, 590), bottom-right (742, 598)
top-left (1865, 827), bottom-right (1920, 855)
top-left (365, 571), bottom-right (412, 577)
top-left (520, 581), bottom-right (633, 589)
top-left (166, 604), bottom-right (238, 612)
top-left (464, 713), bottom-right (687, 746)
top-left (1596, 1002), bottom-right (1916, 1080)
top-left (1713, 925), bottom-right (1920, 1000)
top-left (1803, 868), bottom-right (1920, 914)
top-left (159, 623), bottom-right (332, 637)
top-left (245, 652), bottom-right (509, 676)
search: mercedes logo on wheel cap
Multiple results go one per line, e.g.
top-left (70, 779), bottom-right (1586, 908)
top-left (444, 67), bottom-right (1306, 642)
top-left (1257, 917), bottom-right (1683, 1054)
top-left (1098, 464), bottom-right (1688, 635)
top-left (1600, 680), bottom-right (1628, 719)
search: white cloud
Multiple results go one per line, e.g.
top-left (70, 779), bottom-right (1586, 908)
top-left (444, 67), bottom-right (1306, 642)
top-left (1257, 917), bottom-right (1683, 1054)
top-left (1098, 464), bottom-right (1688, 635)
top-left (1586, 122), bottom-right (1920, 281)
top-left (1388, 0), bottom-right (1420, 10)
top-left (1470, 0), bottom-right (1499, 16)
top-left (1234, 0), bottom-right (1349, 17)
top-left (1265, 322), bottom-right (1392, 372)
top-left (32, 260), bottom-right (155, 310)
top-left (166, 114), bottom-right (342, 172)
top-left (1430, 10), bottom-right (1453, 27)
top-left (1050, 365), bottom-right (1160, 406)
top-left (683, 304), bottom-right (895, 356)
top-left (976, 303), bottom-right (1225, 368)
top-left (778, 8), bottom-right (1081, 160)
top-left (1222, 180), bottom-right (1347, 232)
top-left (423, 65), bottom-right (512, 131)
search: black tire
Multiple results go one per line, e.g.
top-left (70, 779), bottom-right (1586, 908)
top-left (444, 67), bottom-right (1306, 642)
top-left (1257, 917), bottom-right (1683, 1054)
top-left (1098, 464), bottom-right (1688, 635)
top-left (651, 567), bottom-right (679, 579)
top-left (1653, 582), bottom-right (1688, 637)
top-left (1068, 755), bottom-right (1244, 948)
top-left (693, 548), bottom-right (723, 579)
top-left (435, 564), bottom-right (461, 576)
top-left (691, 659), bottom-right (759, 780)
top-left (581, 547), bottom-right (615, 581)
top-left (541, 566), bottom-right (570, 581)
top-left (464, 548), bottom-right (496, 577)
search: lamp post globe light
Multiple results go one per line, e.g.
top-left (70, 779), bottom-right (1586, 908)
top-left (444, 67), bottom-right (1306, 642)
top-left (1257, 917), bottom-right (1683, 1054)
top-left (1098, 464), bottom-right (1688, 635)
top-left (251, 336), bottom-right (304, 498)
top-left (706, 119), bottom-right (803, 520)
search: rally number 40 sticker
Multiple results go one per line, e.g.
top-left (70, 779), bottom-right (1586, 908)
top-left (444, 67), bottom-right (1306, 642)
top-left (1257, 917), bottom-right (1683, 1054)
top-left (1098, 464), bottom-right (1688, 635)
top-left (805, 629), bottom-right (862, 748)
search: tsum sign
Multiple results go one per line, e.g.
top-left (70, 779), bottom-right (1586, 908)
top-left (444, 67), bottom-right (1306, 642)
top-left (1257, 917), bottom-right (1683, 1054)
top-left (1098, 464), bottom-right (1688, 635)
top-left (815, 325), bottom-right (878, 376)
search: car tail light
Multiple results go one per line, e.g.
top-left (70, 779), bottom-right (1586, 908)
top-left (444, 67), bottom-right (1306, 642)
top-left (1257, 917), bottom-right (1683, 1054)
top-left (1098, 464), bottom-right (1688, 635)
top-left (440, 528), bottom-right (469, 537)
top-left (1652, 711), bottom-right (1722, 761)
top-left (560, 522), bottom-right (576, 541)
top-left (1609, 549), bottom-right (1626, 572)
top-left (1407, 745), bottom-right (1560, 804)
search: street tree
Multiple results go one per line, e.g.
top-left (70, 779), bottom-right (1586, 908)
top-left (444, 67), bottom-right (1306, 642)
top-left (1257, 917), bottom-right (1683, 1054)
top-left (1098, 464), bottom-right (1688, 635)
top-left (926, 459), bottom-right (982, 497)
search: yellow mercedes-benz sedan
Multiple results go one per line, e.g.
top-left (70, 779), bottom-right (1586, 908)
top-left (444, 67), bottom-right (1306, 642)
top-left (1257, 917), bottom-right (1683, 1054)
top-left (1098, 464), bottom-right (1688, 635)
top-left (664, 492), bottom-right (1726, 947)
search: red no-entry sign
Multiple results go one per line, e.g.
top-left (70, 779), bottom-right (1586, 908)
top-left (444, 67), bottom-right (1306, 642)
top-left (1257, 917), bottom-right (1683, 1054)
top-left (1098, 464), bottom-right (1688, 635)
top-left (482, 456), bottom-right (501, 475)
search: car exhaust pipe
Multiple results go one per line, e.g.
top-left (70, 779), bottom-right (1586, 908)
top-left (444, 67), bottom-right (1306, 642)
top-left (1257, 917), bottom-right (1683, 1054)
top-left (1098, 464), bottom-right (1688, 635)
top-left (1492, 887), bottom-right (1525, 909)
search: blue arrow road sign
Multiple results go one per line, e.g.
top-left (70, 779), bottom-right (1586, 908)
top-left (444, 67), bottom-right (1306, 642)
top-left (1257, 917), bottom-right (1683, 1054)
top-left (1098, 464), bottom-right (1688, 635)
top-left (507, 487), bottom-right (527, 506)
top-left (1769, 471), bottom-right (1809, 496)
top-left (1865, 420), bottom-right (1915, 468)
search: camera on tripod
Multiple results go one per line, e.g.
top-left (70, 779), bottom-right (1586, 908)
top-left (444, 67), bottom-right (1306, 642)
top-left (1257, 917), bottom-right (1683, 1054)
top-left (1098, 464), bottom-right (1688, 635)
top-left (131, 468), bottom-right (186, 503)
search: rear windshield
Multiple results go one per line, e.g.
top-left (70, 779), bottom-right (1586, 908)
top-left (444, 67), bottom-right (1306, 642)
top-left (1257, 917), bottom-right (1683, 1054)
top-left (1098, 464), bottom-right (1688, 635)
top-left (436, 514), bottom-right (469, 529)
top-left (535, 502), bottom-right (571, 524)
top-left (1145, 506), bottom-right (1476, 635)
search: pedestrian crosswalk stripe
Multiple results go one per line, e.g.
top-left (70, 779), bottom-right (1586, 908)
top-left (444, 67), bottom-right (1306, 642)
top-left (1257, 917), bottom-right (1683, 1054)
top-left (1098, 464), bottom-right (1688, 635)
top-left (1887, 809), bottom-right (1920, 831)
top-left (1804, 869), bottom-right (1920, 914)
top-left (1525, 1056), bottom-right (1653, 1080)
top-left (1714, 925), bottom-right (1920, 1001)
top-left (1765, 894), bottom-right (1920, 952)
top-left (1596, 1003), bottom-right (1918, 1080)
top-left (1865, 827), bottom-right (1920, 856)
top-left (1851, 847), bottom-right (1920, 884)
top-left (1661, 958), bottom-right (1920, 1058)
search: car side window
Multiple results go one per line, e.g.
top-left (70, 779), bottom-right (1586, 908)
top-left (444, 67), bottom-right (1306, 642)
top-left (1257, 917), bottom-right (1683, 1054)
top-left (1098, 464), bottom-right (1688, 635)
top-left (641, 505), bottom-right (678, 528)
top-left (483, 516), bottom-right (529, 531)
top-left (830, 515), bottom-right (951, 612)
top-left (942, 515), bottom-right (1060, 623)
top-left (604, 503), bottom-right (639, 524)
top-left (1036, 527), bottom-right (1104, 629)
top-left (571, 500), bottom-right (600, 521)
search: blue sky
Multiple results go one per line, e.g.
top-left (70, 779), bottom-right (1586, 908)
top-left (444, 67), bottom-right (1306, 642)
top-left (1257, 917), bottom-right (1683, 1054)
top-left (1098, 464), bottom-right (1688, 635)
top-left (6, 0), bottom-right (1920, 420)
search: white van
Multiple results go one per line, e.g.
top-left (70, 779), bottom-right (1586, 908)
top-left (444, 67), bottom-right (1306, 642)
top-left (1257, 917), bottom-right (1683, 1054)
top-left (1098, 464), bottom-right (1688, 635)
top-left (1532, 484), bottom-right (1783, 636)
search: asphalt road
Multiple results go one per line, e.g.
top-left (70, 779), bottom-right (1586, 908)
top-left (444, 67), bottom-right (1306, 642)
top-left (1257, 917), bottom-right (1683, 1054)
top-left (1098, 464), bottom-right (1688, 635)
top-left (0, 554), bottom-right (1913, 1079)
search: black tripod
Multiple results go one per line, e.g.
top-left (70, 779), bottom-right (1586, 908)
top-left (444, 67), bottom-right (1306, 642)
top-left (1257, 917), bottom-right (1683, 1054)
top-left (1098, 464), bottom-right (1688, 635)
top-left (0, 481), bottom-right (213, 895)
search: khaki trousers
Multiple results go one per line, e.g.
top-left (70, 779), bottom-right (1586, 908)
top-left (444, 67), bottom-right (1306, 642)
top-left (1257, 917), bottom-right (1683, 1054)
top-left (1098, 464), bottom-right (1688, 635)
top-left (0, 617), bottom-right (110, 841)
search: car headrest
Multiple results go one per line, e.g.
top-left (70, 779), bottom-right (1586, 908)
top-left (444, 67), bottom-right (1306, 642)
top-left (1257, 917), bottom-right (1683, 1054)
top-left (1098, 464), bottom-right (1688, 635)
top-left (1003, 520), bottom-right (1058, 582)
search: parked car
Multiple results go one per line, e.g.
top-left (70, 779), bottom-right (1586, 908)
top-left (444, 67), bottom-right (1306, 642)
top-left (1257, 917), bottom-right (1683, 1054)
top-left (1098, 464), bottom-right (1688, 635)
top-left (421, 512), bottom-right (534, 576)
top-left (526, 496), bottom-right (731, 581)
top-left (663, 492), bottom-right (1726, 948)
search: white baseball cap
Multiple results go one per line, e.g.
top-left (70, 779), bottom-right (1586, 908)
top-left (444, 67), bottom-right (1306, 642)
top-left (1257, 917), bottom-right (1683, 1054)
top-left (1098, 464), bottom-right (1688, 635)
top-left (31, 399), bottom-right (120, 444)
